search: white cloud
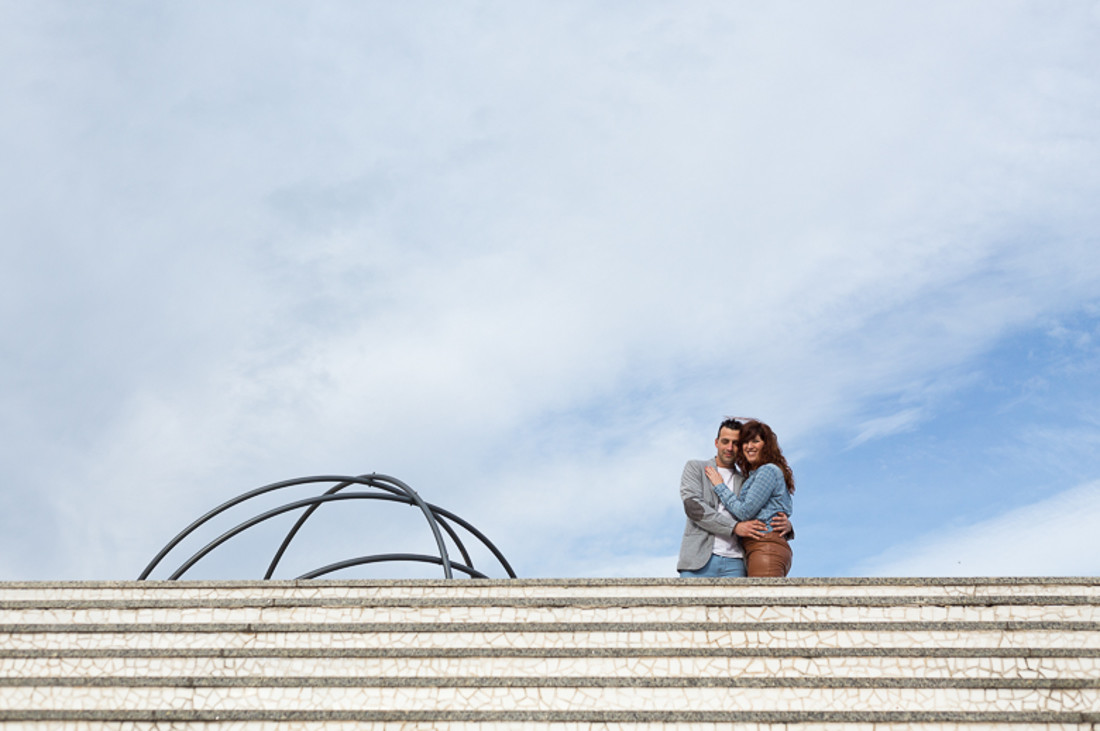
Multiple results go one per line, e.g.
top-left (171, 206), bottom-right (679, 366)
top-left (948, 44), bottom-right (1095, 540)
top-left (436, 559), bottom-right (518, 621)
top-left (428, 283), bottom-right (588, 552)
top-left (857, 480), bottom-right (1100, 577)
top-left (850, 409), bottom-right (925, 448)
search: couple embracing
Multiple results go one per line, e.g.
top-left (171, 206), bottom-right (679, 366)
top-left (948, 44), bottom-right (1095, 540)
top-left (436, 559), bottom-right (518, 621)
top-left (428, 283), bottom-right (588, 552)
top-left (677, 418), bottom-right (795, 578)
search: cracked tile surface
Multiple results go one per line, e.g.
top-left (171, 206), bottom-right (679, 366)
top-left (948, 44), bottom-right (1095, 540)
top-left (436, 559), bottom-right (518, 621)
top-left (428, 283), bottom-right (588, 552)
top-left (1, 578), bottom-right (1098, 727)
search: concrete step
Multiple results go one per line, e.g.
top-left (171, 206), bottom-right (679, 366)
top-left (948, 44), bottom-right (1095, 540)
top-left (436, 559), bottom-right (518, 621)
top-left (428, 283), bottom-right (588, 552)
top-left (3, 601), bottom-right (1097, 624)
top-left (4, 625), bottom-right (1097, 651)
top-left (8, 707), bottom-right (1100, 725)
top-left (2, 680), bottom-right (1098, 713)
top-left (4, 652), bottom-right (1098, 679)
top-left (7, 581), bottom-right (1098, 598)
top-left (0, 578), bottom-right (1097, 729)
top-left (2, 576), bottom-right (1097, 600)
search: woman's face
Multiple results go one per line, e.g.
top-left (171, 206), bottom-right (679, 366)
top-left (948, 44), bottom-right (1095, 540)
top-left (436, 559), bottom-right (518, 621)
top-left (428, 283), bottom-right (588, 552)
top-left (741, 435), bottom-right (765, 467)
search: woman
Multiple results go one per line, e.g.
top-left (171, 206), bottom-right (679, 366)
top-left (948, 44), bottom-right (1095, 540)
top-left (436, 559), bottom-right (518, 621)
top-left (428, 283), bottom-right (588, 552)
top-left (703, 419), bottom-right (794, 577)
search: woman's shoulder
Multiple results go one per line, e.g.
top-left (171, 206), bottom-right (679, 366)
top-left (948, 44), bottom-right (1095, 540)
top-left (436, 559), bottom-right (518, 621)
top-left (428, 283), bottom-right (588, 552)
top-left (759, 462), bottom-right (782, 475)
top-left (756, 463), bottom-right (784, 483)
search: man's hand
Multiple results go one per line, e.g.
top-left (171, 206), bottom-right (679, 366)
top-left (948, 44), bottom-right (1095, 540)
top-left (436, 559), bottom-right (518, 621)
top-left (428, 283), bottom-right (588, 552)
top-left (734, 520), bottom-right (767, 540)
top-left (770, 512), bottom-right (792, 538)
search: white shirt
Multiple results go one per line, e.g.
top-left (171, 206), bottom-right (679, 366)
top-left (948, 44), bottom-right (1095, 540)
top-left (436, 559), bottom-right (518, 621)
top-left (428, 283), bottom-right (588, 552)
top-left (710, 466), bottom-right (744, 559)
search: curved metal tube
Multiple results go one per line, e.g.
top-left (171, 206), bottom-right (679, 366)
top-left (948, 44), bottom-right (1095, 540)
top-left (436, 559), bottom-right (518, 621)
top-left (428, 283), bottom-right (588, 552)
top-left (371, 474), bottom-right (453, 579)
top-left (420, 503), bottom-right (517, 579)
top-left (264, 476), bottom-right (361, 579)
top-left (168, 492), bottom-right (384, 580)
top-left (140, 473), bottom-right (514, 581)
top-left (139, 475), bottom-right (372, 580)
top-left (431, 514), bottom-right (475, 570)
top-left (264, 475), bottom-right (475, 579)
top-left (296, 554), bottom-right (487, 580)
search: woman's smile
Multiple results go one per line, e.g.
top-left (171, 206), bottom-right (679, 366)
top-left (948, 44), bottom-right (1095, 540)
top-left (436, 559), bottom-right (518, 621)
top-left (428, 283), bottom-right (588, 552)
top-left (742, 436), bottom-right (765, 466)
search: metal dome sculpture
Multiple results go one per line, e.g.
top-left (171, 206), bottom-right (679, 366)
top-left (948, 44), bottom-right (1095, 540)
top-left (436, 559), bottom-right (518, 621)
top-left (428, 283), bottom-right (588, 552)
top-left (138, 473), bottom-right (516, 580)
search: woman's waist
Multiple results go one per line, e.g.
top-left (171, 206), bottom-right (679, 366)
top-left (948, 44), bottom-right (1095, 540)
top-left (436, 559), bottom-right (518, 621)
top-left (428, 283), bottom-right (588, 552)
top-left (754, 500), bottom-right (792, 529)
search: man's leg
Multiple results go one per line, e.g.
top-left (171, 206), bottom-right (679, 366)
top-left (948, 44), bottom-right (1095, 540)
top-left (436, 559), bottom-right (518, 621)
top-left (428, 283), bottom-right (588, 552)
top-left (712, 555), bottom-right (747, 577)
top-left (679, 554), bottom-right (746, 578)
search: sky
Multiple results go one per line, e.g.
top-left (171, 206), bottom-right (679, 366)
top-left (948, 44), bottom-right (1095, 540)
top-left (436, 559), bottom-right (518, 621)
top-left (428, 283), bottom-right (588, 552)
top-left (2, 1), bottom-right (1099, 581)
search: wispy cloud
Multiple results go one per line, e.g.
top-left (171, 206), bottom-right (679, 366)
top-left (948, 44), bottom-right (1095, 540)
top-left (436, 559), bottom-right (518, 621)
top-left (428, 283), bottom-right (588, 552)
top-left (850, 409), bottom-right (925, 448)
top-left (857, 480), bottom-right (1100, 577)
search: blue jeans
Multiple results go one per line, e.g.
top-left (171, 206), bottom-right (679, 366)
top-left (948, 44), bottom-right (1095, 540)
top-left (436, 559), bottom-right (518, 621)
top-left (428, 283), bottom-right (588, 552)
top-left (678, 554), bottom-right (746, 578)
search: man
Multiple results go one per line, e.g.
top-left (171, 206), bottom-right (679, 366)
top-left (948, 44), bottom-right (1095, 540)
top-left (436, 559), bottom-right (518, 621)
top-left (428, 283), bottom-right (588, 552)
top-left (677, 418), bottom-right (791, 577)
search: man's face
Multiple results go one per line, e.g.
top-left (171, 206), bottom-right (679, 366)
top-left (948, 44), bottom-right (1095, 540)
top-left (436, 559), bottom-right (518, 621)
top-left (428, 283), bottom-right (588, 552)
top-left (714, 427), bottom-right (740, 469)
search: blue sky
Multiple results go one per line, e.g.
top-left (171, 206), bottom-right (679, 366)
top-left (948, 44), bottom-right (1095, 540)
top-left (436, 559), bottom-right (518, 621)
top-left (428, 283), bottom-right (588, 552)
top-left (2, 2), bottom-right (1099, 581)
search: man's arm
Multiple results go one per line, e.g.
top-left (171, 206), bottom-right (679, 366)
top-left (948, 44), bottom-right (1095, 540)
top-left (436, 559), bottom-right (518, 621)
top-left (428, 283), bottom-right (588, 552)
top-left (680, 460), bottom-right (736, 537)
top-left (737, 520), bottom-right (772, 540)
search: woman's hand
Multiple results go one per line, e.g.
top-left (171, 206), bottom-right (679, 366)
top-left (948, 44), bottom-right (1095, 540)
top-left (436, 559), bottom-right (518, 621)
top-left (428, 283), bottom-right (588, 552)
top-left (704, 465), bottom-right (724, 486)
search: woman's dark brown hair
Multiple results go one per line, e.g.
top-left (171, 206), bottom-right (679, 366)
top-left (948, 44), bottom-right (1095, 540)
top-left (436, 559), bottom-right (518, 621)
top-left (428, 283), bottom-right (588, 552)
top-left (735, 420), bottom-right (795, 494)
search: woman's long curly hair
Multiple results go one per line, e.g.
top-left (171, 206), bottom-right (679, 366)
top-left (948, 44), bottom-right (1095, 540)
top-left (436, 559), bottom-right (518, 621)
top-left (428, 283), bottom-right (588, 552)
top-left (735, 420), bottom-right (795, 494)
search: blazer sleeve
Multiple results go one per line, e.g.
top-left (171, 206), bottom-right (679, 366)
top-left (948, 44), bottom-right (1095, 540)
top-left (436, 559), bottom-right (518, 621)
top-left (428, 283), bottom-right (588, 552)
top-left (680, 460), bottom-right (736, 537)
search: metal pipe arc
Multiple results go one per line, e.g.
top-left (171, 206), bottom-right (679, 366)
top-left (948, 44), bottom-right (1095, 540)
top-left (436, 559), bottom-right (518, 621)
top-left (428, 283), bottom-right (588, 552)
top-left (266, 476), bottom-right (479, 579)
top-left (295, 554), bottom-right (487, 580)
top-left (138, 475), bottom-right (380, 580)
top-left (422, 503), bottom-right (517, 579)
top-left (429, 514), bottom-right (475, 570)
top-left (264, 474), bottom-right (431, 579)
top-left (377, 474), bottom-right (453, 579)
top-left (140, 473), bottom-right (514, 581)
top-left (264, 476), bottom-right (368, 579)
top-left (166, 492), bottom-right (398, 580)
top-left (354, 476), bottom-right (505, 576)
top-left (327, 474), bottom-right (460, 579)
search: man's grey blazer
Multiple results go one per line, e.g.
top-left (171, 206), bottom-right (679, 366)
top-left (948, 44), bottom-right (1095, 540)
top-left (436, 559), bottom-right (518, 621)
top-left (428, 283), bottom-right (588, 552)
top-left (677, 458), bottom-right (744, 572)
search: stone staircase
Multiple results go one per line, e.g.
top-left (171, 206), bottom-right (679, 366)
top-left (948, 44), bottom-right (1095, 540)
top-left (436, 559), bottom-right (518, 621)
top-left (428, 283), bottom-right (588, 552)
top-left (1, 577), bottom-right (1097, 729)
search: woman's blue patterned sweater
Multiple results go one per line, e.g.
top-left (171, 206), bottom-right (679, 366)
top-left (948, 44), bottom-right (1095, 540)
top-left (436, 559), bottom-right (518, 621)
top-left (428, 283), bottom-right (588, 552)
top-left (712, 463), bottom-right (792, 531)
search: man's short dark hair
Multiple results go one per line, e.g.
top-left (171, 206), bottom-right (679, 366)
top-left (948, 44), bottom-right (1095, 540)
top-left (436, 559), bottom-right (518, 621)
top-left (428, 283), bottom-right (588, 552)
top-left (717, 418), bottom-right (743, 439)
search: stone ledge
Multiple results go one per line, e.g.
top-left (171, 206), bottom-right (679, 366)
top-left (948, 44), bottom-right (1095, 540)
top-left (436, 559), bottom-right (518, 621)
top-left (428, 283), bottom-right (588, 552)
top-left (3, 578), bottom-right (1098, 604)
top-left (2, 675), bottom-right (1098, 689)
top-left (2, 686), bottom-right (1099, 714)
top-left (3, 593), bottom-right (1097, 609)
top-left (4, 577), bottom-right (1099, 587)
top-left (4, 645), bottom-right (1098, 658)
top-left (2, 723), bottom-right (1095, 731)
top-left (7, 630), bottom-right (1094, 653)
top-left (3, 709), bottom-right (1100, 724)
top-left (3, 620), bottom-right (1097, 632)
top-left (5, 655), bottom-right (1097, 681)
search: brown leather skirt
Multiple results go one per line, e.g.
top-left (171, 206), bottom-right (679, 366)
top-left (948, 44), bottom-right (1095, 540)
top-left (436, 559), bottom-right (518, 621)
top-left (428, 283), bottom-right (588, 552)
top-left (742, 532), bottom-right (792, 577)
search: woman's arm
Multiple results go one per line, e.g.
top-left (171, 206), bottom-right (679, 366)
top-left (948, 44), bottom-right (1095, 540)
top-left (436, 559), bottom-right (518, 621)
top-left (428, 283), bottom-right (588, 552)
top-left (709, 464), bottom-right (784, 521)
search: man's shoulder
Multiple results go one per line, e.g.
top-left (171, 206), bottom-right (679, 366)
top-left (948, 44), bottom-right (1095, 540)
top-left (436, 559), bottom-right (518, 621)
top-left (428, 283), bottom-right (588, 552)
top-left (677, 457), bottom-right (712, 479)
